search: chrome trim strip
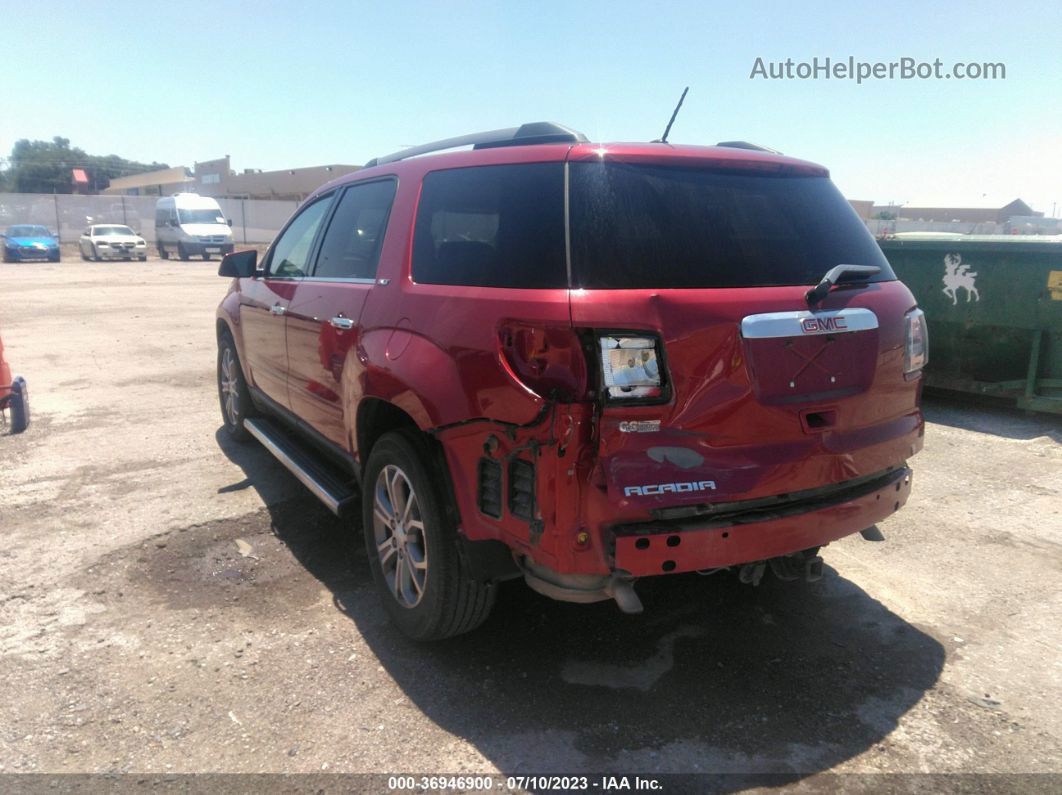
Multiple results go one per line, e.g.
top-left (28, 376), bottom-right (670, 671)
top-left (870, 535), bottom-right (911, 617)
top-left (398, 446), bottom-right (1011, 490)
top-left (741, 308), bottom-right (879, 339)
top-left (301, 276), bottom-right (377, 284)
top-left (244, 419), bottom-right (341, 515)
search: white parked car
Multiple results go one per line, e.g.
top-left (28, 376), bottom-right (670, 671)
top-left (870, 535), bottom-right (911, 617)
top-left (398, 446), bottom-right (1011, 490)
top-left (78, 224), bottom-right (148, 262)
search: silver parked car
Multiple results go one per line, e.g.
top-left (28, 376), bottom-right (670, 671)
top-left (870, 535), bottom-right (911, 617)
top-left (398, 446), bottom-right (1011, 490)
top-left (79, 224), bottom-right (148, 262)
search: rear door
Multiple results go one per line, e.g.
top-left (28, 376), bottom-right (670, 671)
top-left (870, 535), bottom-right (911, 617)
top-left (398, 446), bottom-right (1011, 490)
top-left (566, 156), bottom-right (921, 507)
top-left (285, 178), bottom-right (397, 449)
top-left (239, 193), bottom-right (334, 409)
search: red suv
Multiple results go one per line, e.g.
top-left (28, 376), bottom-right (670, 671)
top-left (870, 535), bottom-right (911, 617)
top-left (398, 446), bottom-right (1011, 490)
top-left (216, 123), bottom-right (926, 640)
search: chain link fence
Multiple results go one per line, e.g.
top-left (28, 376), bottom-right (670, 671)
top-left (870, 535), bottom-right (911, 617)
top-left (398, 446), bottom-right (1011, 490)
top-left (0, 193), bottom-right (299, 244)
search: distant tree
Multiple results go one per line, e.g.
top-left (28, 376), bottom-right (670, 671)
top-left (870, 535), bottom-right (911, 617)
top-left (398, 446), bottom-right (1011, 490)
top-left (2, 137), bottom-right (168, 194)
top-left (873, 211), bottom-right (897, 220)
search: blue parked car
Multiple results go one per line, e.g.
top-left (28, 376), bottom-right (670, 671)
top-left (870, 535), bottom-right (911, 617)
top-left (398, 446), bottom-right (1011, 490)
top-left (3, 225), bottom-right (61, 262)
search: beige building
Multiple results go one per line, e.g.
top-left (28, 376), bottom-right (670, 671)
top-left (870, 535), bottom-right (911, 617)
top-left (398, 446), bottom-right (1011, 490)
top-left (848, 200), bottom-right (874, 220)
top-left (102, 166), bottom-right (195, 196)
top-left (193, 156), bottom-right (360, 201)
top-left (870, 198), bottom-right (1039, 223)
top-left (103, 156), bottom-right (360, 201)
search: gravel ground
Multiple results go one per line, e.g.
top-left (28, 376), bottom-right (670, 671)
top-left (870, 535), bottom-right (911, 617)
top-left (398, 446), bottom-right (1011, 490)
top-left (1, 261), bottom-right (1060, 788)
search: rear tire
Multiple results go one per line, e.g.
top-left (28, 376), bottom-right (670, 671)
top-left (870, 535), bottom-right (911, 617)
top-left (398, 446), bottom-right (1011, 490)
top-left (159, 244), bottom-right (169, 260)
top-left (362, 429), bottom-right (495, 640)
top-left (217, 333), bottom-right (254, 441)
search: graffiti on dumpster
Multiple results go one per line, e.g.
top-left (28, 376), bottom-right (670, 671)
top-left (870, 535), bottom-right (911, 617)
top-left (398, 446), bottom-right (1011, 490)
top-left (942, 253), bottom-right (981, 305)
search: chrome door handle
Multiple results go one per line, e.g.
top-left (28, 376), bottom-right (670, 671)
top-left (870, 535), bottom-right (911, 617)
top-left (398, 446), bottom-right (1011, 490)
top-left (329, 316), bottom-right (355, 330)
top-left (270, 303), bottom-right (286, 316)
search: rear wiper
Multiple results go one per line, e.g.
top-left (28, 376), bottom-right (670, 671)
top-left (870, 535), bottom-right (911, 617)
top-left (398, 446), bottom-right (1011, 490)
top-left (805, 264), bottom-right (881, 306)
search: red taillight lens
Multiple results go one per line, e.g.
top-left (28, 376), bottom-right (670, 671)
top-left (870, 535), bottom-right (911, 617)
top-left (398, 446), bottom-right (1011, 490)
top-left (498, 323), bottom-right (589, 401)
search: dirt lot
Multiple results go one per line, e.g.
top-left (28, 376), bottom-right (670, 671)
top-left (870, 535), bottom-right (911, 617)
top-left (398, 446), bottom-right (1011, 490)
top-left (1, 261), bottom-right (1060, 787)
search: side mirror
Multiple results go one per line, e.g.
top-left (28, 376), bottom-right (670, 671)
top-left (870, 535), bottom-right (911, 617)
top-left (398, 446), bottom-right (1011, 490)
top-left (219, 249), bottom-right (257, 278)
top-left (227, 218), bottom-right (233, 227)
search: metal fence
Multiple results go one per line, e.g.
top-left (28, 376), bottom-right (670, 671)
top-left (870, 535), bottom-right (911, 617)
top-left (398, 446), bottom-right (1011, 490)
top-left (0, 193), bottom-right (299, 244)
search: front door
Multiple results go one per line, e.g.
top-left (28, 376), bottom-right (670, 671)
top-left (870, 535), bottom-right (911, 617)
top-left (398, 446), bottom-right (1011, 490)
top-left (286, 178), bottom-right (397, 448)
top-left (239, 193), bottom-right (334, 409)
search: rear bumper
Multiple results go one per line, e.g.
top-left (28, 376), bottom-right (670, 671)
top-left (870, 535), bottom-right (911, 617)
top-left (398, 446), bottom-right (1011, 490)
top-left (610, 466), bottom-right (912, 577)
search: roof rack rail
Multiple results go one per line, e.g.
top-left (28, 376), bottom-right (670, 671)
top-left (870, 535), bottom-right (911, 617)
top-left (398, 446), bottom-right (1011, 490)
top-left (715, 140), bottom-right (782, 154)
top-left (364, 122), bottom-right (587, 168)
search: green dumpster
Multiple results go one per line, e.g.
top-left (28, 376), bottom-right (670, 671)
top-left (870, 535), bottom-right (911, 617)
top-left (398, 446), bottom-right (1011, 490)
top-left (879, 234), bottom-right (1062, 414)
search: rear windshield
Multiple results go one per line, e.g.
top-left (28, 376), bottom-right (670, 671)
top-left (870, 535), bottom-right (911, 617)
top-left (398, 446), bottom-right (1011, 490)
top-left (569, 162), bottom-right (893, 288)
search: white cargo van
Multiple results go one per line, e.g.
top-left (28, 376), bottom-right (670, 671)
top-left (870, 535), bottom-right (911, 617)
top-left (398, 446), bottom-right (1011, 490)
top-left (155, 194), bottom-right (235, 260)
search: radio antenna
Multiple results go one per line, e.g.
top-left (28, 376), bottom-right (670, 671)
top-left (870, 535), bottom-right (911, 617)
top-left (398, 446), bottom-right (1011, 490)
top-left (657, 86), bottom-right (689, 143)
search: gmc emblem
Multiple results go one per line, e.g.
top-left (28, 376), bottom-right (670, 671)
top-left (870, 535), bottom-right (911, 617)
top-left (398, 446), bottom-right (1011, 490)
top-left (801, 316), bottom-right (848, 334)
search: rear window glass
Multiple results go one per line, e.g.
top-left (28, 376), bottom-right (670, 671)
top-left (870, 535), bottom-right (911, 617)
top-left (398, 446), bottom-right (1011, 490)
top-left (412, 163), bottom-right (566, 288)
top-left (569, 162), bottom-right (893, 289)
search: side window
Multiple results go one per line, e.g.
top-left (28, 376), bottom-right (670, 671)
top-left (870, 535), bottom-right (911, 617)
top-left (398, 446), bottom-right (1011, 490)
top-left (266, 194), bottom-right (333, 278)
top-left (312, 179), bottom-right (397, 280)
top-left (411, 163), bottom-right (566, 288)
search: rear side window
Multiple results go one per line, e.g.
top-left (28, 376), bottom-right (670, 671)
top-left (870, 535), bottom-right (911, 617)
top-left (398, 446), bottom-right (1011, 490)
top-left (569, 162), bottom-right (893, 289)
top-left (412, 163), bottom-right (566, 288)
top-left (313, 179), bottom-right (396, 280)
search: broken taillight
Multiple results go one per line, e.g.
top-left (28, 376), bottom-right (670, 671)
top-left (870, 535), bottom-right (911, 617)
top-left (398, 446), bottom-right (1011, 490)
top-left (597, 333), bottom-right (667, 402)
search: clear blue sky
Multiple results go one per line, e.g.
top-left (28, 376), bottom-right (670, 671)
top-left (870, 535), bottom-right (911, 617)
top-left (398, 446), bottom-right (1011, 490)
top-left (5, 0), bottom-right (1061, 213)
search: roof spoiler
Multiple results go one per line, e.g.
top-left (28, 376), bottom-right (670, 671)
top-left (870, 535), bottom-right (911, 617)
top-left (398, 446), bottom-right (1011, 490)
top-left (715, 141), bottom-right (782, 154)
top-left (364, 122), bottom-right (588, 168)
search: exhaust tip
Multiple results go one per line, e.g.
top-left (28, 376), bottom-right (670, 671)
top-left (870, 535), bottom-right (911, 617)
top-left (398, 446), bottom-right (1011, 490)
top-left (608, 574), bottom-right (644, 614)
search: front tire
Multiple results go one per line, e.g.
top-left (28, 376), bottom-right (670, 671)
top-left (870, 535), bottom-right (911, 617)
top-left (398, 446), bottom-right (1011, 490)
top-left (178, 243), bottom-right (190, 261)
top-left (362, 430), bottom-right (495, 640)
top-left (217, 333), bottom-right (253, 441)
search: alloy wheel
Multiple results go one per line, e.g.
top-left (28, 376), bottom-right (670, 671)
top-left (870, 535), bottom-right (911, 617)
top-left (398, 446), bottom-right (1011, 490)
top-left (372, 464), bottom-right (428, 608)
top-left (219, 347), bottom-right (240, 425)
